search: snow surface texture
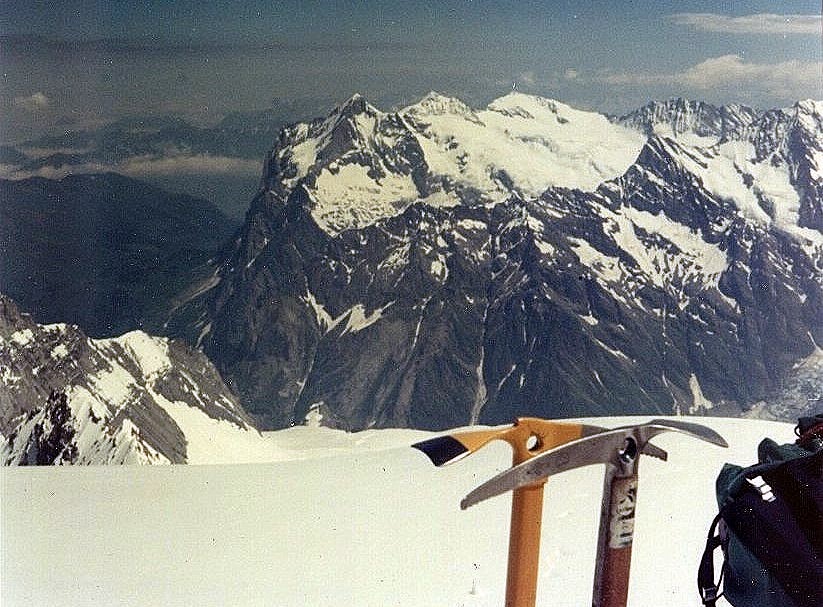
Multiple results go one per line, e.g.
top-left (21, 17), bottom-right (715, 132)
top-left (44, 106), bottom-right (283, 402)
top-left (0, 417), bottom-right (796, 607)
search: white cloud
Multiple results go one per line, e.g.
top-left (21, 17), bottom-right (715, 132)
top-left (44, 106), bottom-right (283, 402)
top-left (680, 55), bottom-right (821, 93)
top-left (599, 55), bottom-right (823, 100)
top-left (670, 12), bottom-right (821, 35)
top-left (13, 92), bottom-right (51, 112)
top-left (0, 154), bottom-right (261, 181)
top-left (118, 154), bottom-right (261, 177)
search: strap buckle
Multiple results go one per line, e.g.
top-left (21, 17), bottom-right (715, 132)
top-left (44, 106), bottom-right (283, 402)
top-left (700, 584), bottom-right (719, 604)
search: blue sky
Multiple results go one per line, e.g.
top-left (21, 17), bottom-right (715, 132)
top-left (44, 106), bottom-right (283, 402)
top-left (1, 1), bottom-right (821, 141)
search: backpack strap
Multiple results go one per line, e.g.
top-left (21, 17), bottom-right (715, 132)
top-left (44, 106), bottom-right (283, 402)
top-left (795, 418), bottom-right (823, 452)
top-left (697, 511), bottom-right (725, 607)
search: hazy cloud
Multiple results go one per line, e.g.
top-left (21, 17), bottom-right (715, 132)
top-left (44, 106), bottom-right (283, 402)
top-left (0, 154), bottom-right (261, 181)
top-left (680, 55), bottom-right (821, 93)
top-left (670, 12), bottom-right (821, 35)
top-left (118, 154), bottom-right (261, 177)
top-left (13, 92), bottom-right (51, 112)
top-left (600, 55), bottom-right (823, 100)
top-left (0, 162), bottom-right (100, 181)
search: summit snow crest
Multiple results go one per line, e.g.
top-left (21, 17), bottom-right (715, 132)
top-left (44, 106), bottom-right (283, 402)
top-left (264, 92), bottom-right (646, 234)
top-left (169, 93), bottom-right (823, 431)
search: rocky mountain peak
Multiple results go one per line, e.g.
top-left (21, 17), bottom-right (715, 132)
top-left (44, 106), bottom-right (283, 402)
top-left (403, 91), bottom-right (477, 119)
top-left (0, 293), bottom-right (263, 465)
top-left (331, 92), bottom-right (378, 120)
top-left (792, 99), bottom-right (823, 142)
top-left (171, 94), bottom-right (822, 431)
top-left (618, 98), bottom-right (759, 142)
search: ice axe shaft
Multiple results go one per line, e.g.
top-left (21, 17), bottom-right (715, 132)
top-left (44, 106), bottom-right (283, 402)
top-left (506, 482), bottom-right (545, 607)
top-left (594, 462), bottom-right (638, 607)
top-left (413, 418), bottom-right (607, 607)
top-left (462, 419), bottom-right (728, 607)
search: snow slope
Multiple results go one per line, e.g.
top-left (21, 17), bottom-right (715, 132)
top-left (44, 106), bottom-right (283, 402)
top-left (407, 92), bottom-right (645, 197)
top-left (0, 416), bottom-right (797, 606)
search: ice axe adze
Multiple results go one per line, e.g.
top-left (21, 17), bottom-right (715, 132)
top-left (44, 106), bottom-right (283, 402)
top-left (413, 418), bottom-right (610, 607)
top-left (461, 419), bottom-right (728, 607)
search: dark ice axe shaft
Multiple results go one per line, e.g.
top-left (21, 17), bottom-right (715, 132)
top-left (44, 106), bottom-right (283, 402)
top-left (461, 419), bottom-right (728, 607)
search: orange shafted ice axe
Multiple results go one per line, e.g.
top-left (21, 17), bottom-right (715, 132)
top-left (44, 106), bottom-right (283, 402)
top-left (461, 419), bottom-right (728, 607)
top-left (412, 418), bottom-right (608, 607)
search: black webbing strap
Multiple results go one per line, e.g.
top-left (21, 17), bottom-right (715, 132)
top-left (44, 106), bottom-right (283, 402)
top-left (698, 511), bottom-right (725, 607)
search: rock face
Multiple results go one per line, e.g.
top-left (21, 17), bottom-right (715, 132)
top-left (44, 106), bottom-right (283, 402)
top-left (167, 93), bottom-right (823, 430)
top-left (0, 294), bottom-right (256, 464)
top-left (0, 172), bottom-right (236, 337)
top-left (615, 98), bottom-right (759, 141)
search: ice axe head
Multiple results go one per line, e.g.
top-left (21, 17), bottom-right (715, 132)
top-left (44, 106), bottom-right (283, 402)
top-left (462, 418), bottom-right (728, 509)
top-left (412, 417), bottom-right (608, 468)
top-left (413, 418), bottom-right (610, 607)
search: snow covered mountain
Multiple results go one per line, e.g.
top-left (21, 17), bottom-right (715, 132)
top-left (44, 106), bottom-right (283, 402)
top-left (0, 416), bottom-right (800, 606)
top-left (167, 93), bottom-right (823, 430)
top-left (0, 294), bottom-right (272, 465)
top-left (615, 98), bottom-right (759, 143)
top-left (263, 92), bottom-right (645, 234)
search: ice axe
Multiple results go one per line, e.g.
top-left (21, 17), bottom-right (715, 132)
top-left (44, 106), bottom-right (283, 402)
top-left (461, 419), bottom-right (728, 607)
top-left (413, 418), bottom-right (608, 607)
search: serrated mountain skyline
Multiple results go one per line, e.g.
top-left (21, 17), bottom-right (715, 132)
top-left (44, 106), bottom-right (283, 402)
top-left (164, 91), bottom-right (822, 430)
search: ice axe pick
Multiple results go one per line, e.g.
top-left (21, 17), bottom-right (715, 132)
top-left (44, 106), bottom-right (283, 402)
top-left (413, 418), bottom-right (609, 607)
top-left (461, 419), bottom-right (728, 607)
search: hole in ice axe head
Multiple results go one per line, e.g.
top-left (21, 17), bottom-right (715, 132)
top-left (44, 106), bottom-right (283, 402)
top-left (526, 434), bottom-right (542, 452)
top-left (619, 437), bottom-right (638, 463)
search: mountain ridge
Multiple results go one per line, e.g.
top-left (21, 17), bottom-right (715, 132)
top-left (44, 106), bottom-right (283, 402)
top-left (0, 293), bottom-right (268, 464)
top-left (164, 92), bottom-right (821, 430)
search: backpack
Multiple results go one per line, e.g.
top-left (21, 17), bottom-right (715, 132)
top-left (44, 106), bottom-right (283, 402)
top-left (697, 414), bottom-right (823, 607)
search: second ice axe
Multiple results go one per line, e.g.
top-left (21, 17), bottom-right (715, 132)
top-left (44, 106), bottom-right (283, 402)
top-left (462, 419), bottom-right (728, 607)
top-left (413, 418), bottom-right (607, 607)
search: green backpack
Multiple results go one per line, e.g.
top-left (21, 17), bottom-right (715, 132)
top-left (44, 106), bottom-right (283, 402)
top-left (698, 415), bottom-right (823, 607)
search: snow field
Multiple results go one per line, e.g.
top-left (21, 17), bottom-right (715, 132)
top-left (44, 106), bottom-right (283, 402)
top-left (0, 417), bottom-right (796, 607)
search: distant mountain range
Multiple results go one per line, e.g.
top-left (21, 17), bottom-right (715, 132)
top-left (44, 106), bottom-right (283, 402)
top-left (9, 112), bottom-right (281, 165)
top-left (0, 102), bottom-right (335, 218)
top-left (165, 92), bottom-right (823, 430)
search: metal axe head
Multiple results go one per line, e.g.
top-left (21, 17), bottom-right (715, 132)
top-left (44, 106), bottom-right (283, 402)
top-left (461, 418), bottom-right (728, 509)
top-left (412, 418), bottom-right (608, 467)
